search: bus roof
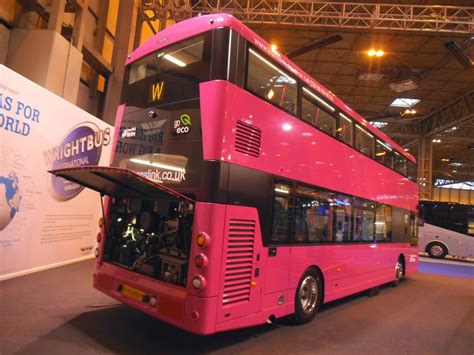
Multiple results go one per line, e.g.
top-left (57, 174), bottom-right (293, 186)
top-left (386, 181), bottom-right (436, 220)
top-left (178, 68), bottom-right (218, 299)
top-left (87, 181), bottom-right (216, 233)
top-left (126, 13), bottom-right (416, 163)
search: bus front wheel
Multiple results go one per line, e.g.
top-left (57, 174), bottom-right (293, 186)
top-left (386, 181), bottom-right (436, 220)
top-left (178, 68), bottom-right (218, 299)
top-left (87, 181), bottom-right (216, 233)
top-left (294, 268), bottom-right (322, 324)
top-left (427, 242), bottom-right (448, 259)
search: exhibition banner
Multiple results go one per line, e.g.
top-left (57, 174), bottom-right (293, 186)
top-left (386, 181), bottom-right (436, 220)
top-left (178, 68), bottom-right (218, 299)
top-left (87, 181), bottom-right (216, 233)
top-left (0, 65), bottom-right (113, 280)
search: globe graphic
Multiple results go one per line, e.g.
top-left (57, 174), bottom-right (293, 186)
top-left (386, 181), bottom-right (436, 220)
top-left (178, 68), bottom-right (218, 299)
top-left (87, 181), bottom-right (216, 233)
top-left (0, 172), bottom-right (21, 231)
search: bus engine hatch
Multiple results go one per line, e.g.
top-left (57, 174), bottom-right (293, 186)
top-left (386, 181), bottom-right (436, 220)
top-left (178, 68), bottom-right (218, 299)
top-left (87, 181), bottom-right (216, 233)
top-left (49, 166), bottom-right (195, 286)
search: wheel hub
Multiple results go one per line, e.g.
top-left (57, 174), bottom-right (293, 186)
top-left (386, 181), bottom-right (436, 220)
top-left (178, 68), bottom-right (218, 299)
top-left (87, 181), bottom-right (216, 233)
top-left (395, 261), bottom-right (403, 279)
top-left (430, 245), bottom-right (444, 257)
top-left (299, 275), bottom-right (318, 315)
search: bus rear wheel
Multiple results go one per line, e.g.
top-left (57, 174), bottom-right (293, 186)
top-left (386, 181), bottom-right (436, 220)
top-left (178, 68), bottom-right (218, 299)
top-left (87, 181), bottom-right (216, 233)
top-left (391, 258), bottom-right (404, 287)
top-left (427, 242), bottom-right (448, 259)
top-left (294, 269), bottom-right (322, 324)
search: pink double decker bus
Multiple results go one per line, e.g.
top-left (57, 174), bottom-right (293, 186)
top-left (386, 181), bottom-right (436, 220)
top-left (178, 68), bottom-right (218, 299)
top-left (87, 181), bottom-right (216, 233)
top-left (51, 14), bottom-right (419, 334)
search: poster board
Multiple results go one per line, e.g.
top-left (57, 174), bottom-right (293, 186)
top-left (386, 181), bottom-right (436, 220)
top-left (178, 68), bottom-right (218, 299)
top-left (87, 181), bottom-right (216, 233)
top-left (0, 65), bottom-right (113, 281)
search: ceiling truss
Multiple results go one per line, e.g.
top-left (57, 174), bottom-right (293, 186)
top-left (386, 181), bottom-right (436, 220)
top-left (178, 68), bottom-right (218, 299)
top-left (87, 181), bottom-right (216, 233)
top-left (140, 1), bottom-right (474, 34)
top-left (390, 90), bottom-right (474, 148)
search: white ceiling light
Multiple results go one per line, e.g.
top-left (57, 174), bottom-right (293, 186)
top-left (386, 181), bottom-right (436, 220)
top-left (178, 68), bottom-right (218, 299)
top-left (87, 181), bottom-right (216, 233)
top-left (390, 98), bottom-right (420, 108)
top-left (389, 79), bottom-right (419, 93)
top-left (357, 73), bottom-right (383, 81)
top-left (370, 121), bottom-right (388, 129)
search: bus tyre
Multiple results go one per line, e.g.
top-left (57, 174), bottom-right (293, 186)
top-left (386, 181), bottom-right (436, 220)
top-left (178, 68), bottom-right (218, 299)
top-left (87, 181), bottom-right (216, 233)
top-left (427, 242), bottom-right (448, 259)
top-left (294, 269), bottom-right (322, 324)
top-left (391, 258), bottom-right (404, 287)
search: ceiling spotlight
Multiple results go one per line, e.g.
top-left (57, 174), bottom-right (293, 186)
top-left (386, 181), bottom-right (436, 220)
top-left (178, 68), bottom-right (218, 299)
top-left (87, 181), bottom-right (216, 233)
top-left (402, 108), bottom-right (417, 115)
top-left (368, 49), bottom-right (384, 57)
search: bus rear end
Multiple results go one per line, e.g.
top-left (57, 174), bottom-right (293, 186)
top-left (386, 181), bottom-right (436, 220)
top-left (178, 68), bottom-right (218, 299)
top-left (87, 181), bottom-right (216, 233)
top-left (51, 26), bottom-right (267, 334)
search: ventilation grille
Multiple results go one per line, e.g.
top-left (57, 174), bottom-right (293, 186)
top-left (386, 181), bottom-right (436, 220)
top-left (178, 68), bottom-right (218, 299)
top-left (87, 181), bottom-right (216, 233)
top-left (235, 120), bottom-right (261, 158)
top-left (223, 219), bottom-right (255, 306)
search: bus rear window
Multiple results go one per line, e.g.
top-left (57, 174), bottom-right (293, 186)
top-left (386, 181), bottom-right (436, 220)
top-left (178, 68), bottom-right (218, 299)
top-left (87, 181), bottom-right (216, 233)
top-left (122, 34), bottom-right (211, 107)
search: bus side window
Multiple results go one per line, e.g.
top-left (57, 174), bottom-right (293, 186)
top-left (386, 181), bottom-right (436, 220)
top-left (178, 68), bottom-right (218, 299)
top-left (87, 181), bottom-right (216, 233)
top-left (246, 47), bottom-right (297, 115)
top-left (333, 194), bottom-right (352, 242)
top-left (410, 212), bottom-right (418, 246)
top-left (355, 125), bottom-right (374, 157)
top-left (375, 205), bottom-right (392, 241)
top-left (353, 199), bottom-right (375, 242)
top-left (338, 113), bottom-right (353, 146)
top-left (294, 198), bottom-right (311, 243)
top-left (375, 140), bottom-right (393, 169)
top-left (418, 204), bottom-right (425, 226)
top-left (468, 207), bottom-right (474, 235)
top-left (407, 160), bottom-right (417, 181)
top-left (295, 185), bottom-right (334, 243)
top-left (301, 87), bottom-right (337, 136)
top-left (271, 182), bottom-right (293, 243)
top-left (302, 95), bottom-right (316, 125)
top-left (394, 153), bottom-right (407, 176)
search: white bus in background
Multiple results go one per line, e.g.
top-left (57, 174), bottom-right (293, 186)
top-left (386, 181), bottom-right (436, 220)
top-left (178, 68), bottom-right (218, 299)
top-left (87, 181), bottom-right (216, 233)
top-left (418, 201), bottom-right (474, 260)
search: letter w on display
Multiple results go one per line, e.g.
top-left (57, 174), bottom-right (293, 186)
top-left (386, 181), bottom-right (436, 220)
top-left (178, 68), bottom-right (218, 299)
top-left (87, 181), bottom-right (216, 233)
top-left (152, 82), bottom-right (165, 101)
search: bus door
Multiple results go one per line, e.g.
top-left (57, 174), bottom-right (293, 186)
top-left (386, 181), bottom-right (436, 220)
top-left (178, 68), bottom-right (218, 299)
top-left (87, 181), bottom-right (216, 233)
top-left (262, 181), bottom-right (292, 309)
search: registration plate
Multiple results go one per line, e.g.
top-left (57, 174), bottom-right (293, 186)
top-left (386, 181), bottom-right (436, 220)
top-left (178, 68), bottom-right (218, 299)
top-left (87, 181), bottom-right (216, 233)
top-left (120, 284), bottom-right (146, 302)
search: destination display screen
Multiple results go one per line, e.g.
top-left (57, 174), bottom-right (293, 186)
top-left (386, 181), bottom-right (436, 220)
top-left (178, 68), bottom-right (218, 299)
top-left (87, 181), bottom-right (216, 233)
top-left (121, 33), bottom-right (211, 108)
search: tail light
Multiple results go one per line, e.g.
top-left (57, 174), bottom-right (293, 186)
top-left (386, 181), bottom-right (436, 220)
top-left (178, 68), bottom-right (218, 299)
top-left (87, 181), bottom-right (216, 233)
top-left (196, 233), bottom-right (210, 247)
top-left (98, 218), bottom-right (104, 228)
top-left (192, 275), bottom-right (206, 289)
top-left (94, 248), bottom-right (100, 258)
top-left (96, 232), bottom-right (102, 243)
top-left (194, 254), bottom-right (208, 268)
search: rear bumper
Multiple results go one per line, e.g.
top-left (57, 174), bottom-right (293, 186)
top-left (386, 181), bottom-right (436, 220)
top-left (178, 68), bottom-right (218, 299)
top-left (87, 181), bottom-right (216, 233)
top-left (93, 262), bottom-right (219, 335)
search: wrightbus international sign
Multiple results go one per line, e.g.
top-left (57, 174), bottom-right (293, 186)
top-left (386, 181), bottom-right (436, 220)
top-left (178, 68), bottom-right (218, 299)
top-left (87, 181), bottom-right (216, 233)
top-left (0, 65), bottom-right (113, 280)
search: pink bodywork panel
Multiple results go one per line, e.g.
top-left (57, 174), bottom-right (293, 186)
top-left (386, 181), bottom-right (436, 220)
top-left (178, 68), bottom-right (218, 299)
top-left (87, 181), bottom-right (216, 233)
top-left (94, 203), bottom-right (418, 335)
top-left (200, 80), bottom-right (418, 211)
top-left (126, 13), bottom-right (414, 163)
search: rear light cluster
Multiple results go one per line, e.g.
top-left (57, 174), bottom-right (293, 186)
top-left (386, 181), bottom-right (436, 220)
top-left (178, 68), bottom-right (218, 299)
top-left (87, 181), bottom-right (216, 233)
top-left (95, 218), bottom-right (104, 258)
top-left (192, 233), bottom-right (210, 289)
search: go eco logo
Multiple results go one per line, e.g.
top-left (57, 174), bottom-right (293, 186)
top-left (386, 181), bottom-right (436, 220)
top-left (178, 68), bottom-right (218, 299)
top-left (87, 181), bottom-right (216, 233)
top-left (173, 113), bottom-right (192, 136)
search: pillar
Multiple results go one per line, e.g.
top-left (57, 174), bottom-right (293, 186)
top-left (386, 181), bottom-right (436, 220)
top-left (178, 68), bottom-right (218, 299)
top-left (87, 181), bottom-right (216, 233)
top-left (102, 0), bottom-right (138, 125)
top-left (418, 137), bottom-right (433, 200)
